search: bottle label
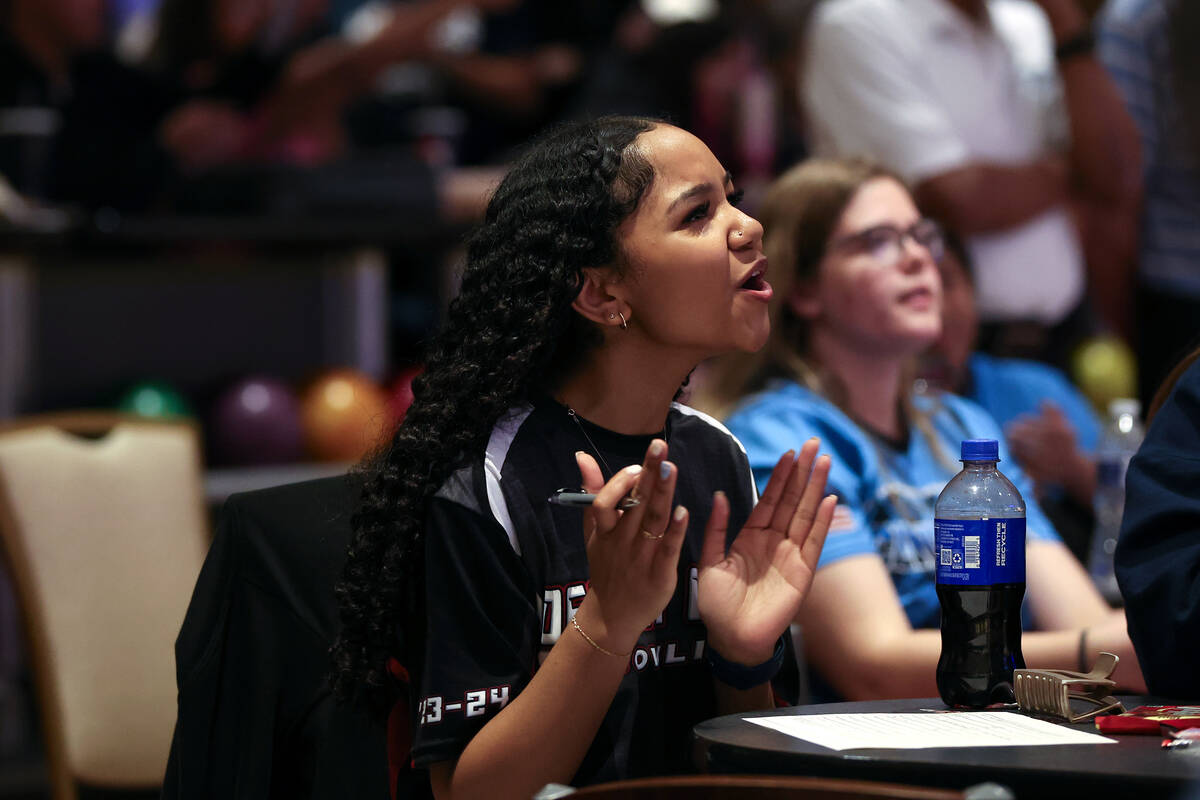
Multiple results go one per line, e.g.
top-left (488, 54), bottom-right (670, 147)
top-left (934, 517), bottom-right (1025, 585)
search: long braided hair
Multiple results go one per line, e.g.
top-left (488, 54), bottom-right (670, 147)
top-left (331, 116), bottom-right (659, 715)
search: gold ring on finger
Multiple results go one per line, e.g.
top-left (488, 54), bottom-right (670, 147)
top-left (640, 528), bottom-right (665, 540)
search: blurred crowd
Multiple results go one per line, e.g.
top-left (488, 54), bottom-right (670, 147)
top-left (3, 0), bottom-right (1199, 544)
top-left (4, 0), bottom-right (1200, 773)
top-left (0, 0), bottom-right (803, 223)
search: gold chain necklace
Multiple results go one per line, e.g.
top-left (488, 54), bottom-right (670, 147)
top-left (565, 406), bottom-right (670, 481)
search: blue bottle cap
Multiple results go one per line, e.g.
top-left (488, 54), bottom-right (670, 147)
top-left (960, 438), bottom-right (999, 461)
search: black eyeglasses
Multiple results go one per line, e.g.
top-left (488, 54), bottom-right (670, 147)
top-left (828, 218), bottom-right (945, 265)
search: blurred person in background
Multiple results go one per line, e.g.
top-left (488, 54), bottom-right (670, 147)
top-left (29, 0), bottom-right (560, 218)
top-left (920, 225), bottom-right (1102, 563)
top-left (801, 0), bottom-right (1141, 371)
top-left (0, 0), bottom-right (143, 208)
top-left (144, 0), bottom-right (348, 171)
top-left (143, 0), bottom-right (536, 172)
top-left (114, 0), bottom-right (631, 221)
top-left (393, 0), bottom-right (614, 166)
top-left (565, 0), bottom-right (775, 181)
top-left (142, 0), bottom-right (643, 173)
top-left (1098, 0), bottom-right (1200, 409)
top-left (714, 159), bottom-right (1142, 701)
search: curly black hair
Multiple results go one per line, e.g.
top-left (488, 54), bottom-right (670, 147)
top-left (331, 115), bottom-right (661, 716)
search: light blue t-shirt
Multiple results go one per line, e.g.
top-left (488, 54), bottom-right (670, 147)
top-left (725, 380), bottom-right (1061, 632)
top-left (967, 353), bottom-right (1101, 456)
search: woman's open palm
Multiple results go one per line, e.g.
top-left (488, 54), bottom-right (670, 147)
top-left (697, 439), bottom-right (836, 665)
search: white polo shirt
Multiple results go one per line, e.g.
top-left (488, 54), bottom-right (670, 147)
top-left (802, 0), bottom-right (1084, 325)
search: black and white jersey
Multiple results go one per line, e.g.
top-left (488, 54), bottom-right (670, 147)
top-left (411, 396), bottom-right (759, 784)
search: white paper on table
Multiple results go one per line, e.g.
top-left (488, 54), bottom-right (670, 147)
top-left (744, 712), bottom-right (1116, 751)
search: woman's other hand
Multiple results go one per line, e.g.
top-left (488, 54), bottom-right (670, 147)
top-left (698, 438), bottom-right (836, 665)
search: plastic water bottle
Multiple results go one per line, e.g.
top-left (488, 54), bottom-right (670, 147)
top-left (1088, 399), bottom-right (1144, 605)
top-left (934, 439), bottom-right (1027, 708)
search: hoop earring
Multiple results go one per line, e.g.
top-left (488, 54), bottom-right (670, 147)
top-left (617, 311), bottom-right (628, 330)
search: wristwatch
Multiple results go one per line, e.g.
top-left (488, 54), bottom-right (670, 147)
top-left (1055, 27), bottom-right (1096, 63)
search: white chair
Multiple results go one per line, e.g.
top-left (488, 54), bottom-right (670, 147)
top-left (0, 413), bottom-right (209, 800)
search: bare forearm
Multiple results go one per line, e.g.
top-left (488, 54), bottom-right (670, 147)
top-left (1076, 195), bottom-right (1139, 335)
top-left (433, 616), bottom-right (628, 800)
top-left (799, 559), bottom-right (945, 700)
top-left (1025, 540), bottom-right (1113, 628)
top-left (914, 159), bottom-right (1069, 233)
top-left (801, 551), bottom-right (1140, 703)
top-left (345, 0), bottom-right (491, 90)
top-left (1060, 62), bottom-right (1142, 202)
top-left (821, 627), bottom-right (1114, 701)
top-left (436, 54), bottom-right (545, 116)
top-left (1027, 622), bottom-right (1143, 691)
top-left (820, 629), bottom-right (943, 700)
top-left (1040, 0), bottom-right (1142, 203)
top-left (1022, 628), bottom-right (1089, 671)
top-left (880, 630), bottom-right (1098, 696)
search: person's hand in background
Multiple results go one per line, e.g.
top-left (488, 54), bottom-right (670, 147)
top-left (159, 100), bottom-right (252, 172)
top-left (1006, 400), bottom-right (1097, 505)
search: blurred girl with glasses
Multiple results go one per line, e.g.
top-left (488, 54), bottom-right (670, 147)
top-left (708, 158), bottom-right (1144, 701)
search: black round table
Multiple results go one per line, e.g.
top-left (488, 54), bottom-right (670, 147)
top-left (693, 697), bottom-right (1200, 799)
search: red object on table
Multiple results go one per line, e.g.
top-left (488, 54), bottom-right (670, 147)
top-left (1095, 706), bottom-right (1200, 734)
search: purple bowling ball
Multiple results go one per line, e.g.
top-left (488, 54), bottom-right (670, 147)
top-left (210, 377), bottom-right (304, 465)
